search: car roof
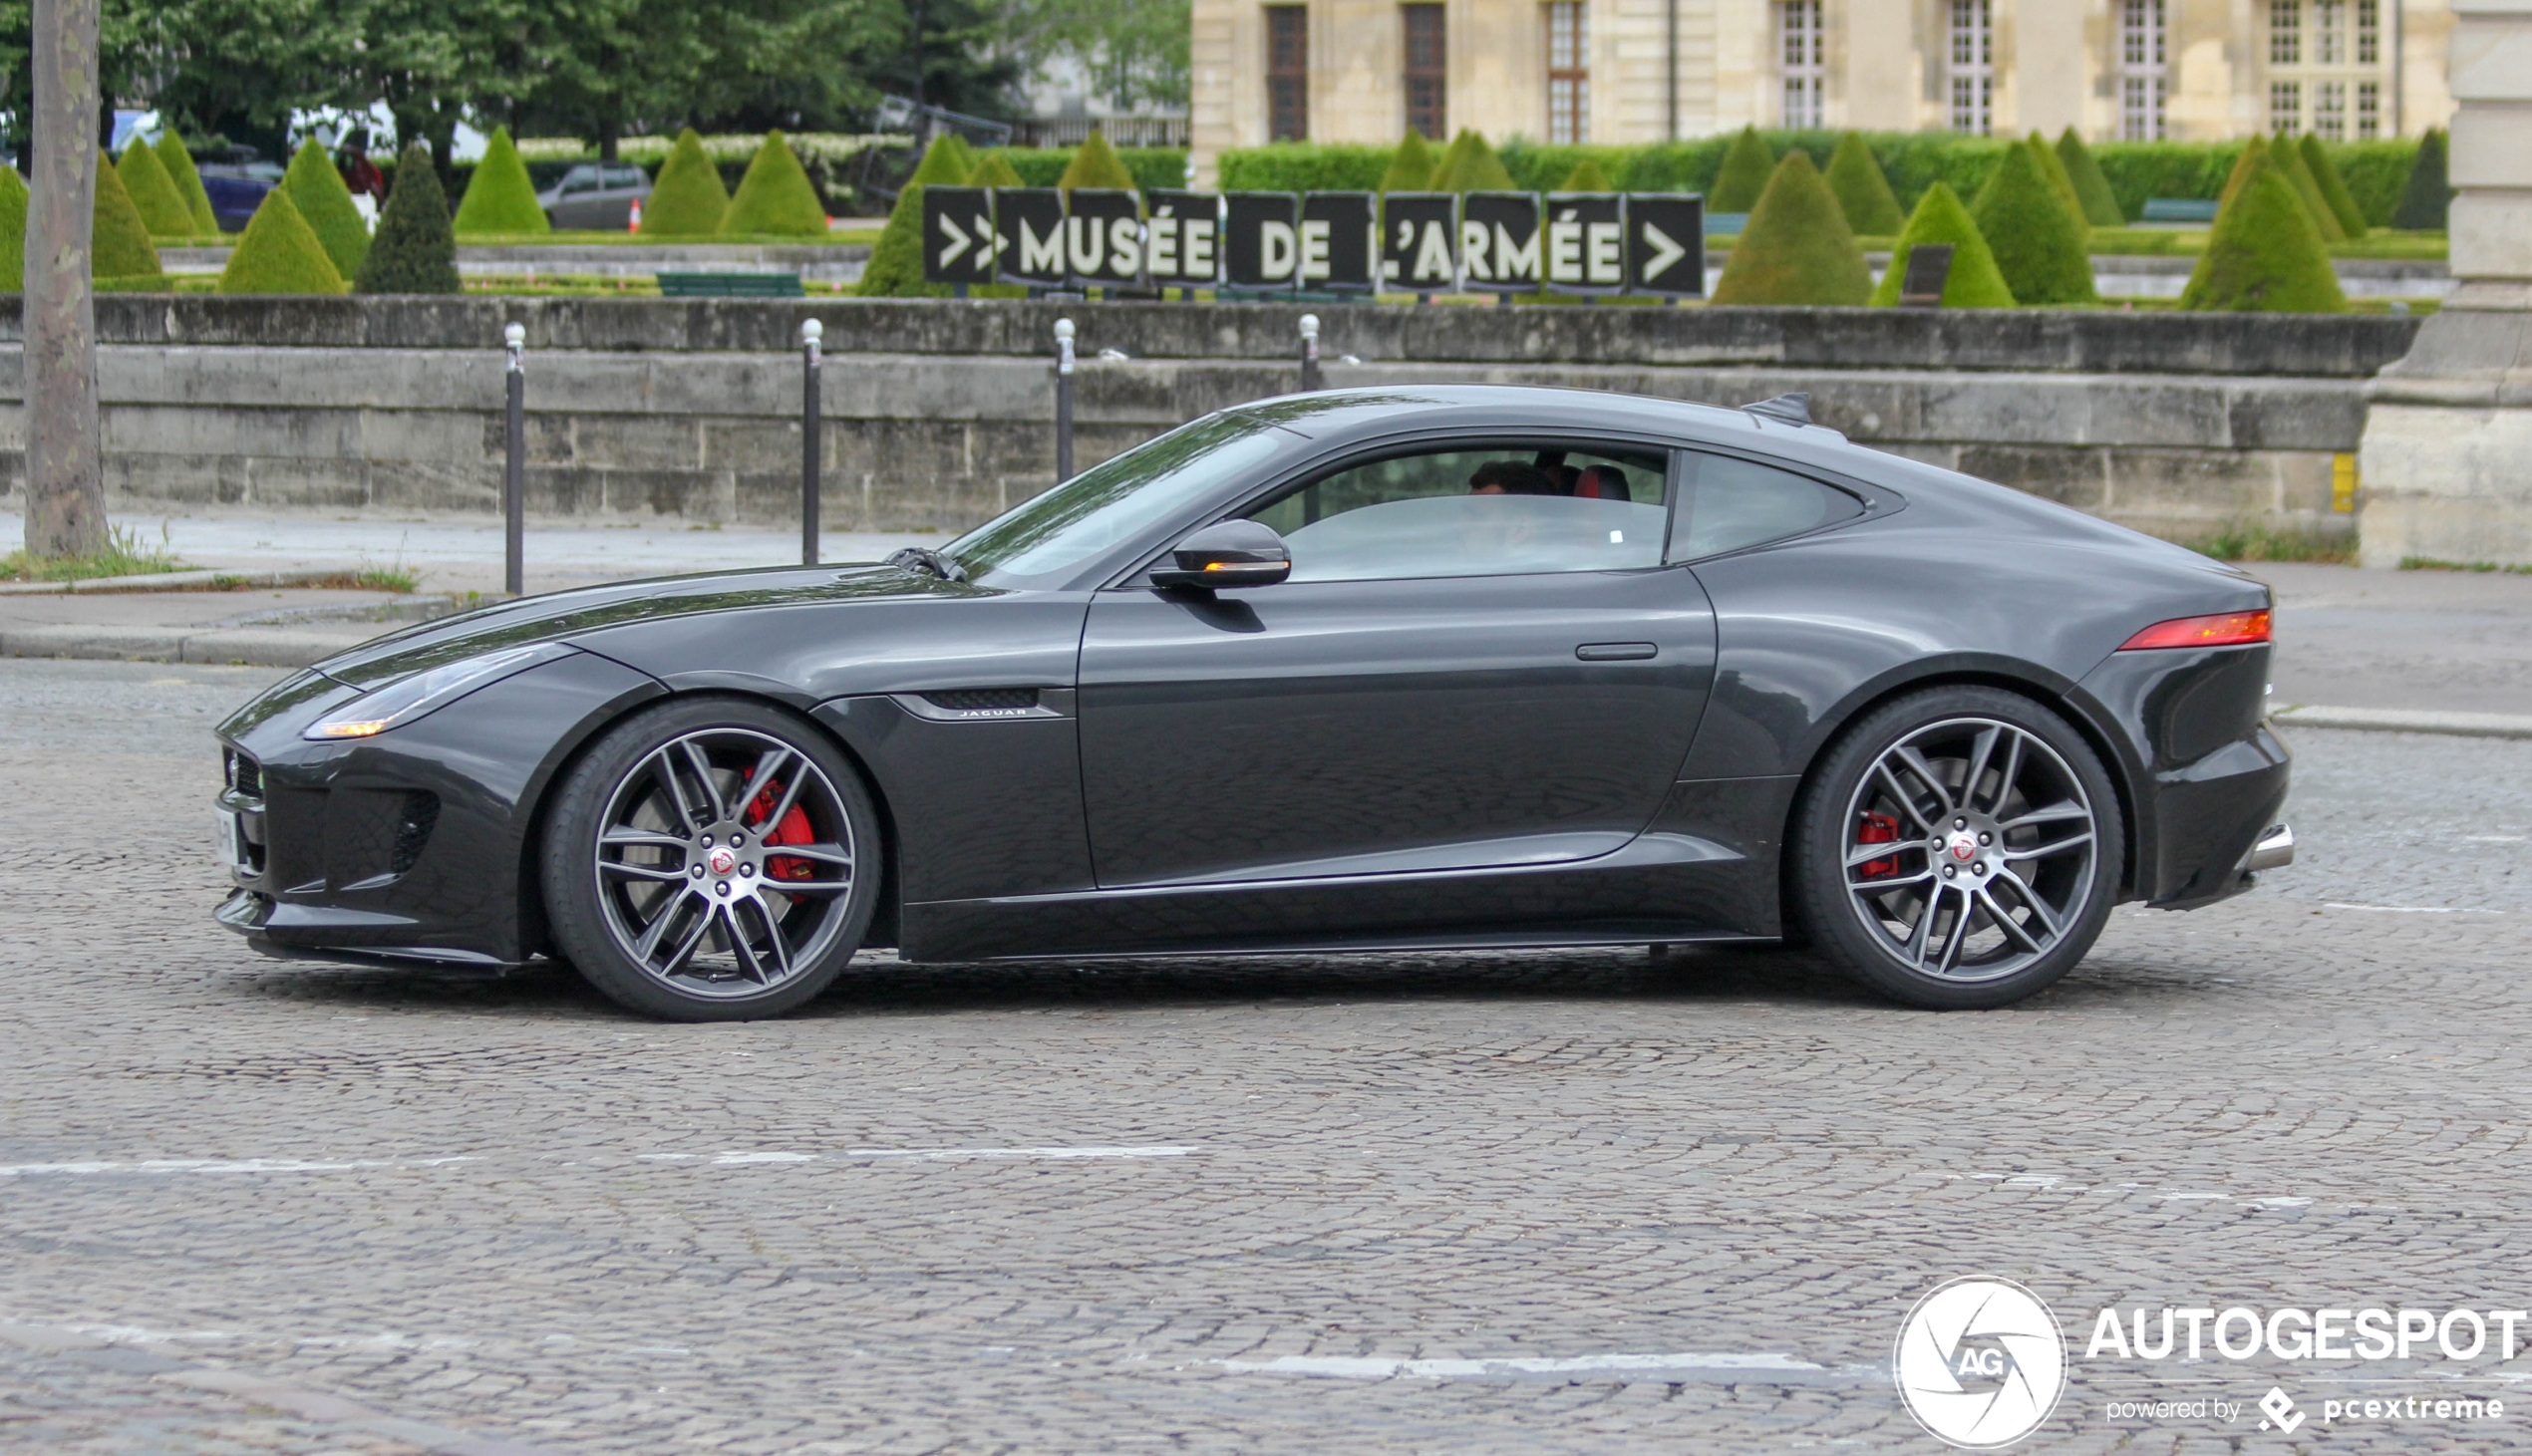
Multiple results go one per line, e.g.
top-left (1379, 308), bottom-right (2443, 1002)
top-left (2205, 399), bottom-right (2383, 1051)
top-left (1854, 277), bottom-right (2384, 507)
top-left (1225, 383), bottom-right (1877, 470)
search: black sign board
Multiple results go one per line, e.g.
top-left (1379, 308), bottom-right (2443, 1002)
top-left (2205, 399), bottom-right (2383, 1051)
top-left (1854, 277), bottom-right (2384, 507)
top-left (1459, 191), bottom-right (1542, 292)
top-left (1625, 193), bottom-right (1706, 297)
top-left (921, 186), bottom-right (998, 286)
top-left (1381, 192), bottom-right (1458, 291)
top-left (1542, 193), bottom-right (1627, 294)
top-left (1143, 190), bottom-right (1221, 286)
top-left (1898, 243), bottom-right (1955, 307)
top-left (1065, 188), bottom-right (1144, 287)
top-left (1222, 192), bottom-right (1300, 291)
top-left (1298, 191), bottom-right (1376, 291)
top-left (996, 187), bottom-right (1068, 288)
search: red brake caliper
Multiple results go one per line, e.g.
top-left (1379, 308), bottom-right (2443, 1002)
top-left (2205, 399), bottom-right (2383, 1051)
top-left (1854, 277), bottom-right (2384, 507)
top-left (747, 781), bottom-right (816, 881)
top-left (1856, 811), bottom-right (1901, 879)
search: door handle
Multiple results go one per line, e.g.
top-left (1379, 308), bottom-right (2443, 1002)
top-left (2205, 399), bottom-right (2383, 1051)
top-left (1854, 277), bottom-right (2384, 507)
top-left (1575, 642), bottom-right (1658, 661)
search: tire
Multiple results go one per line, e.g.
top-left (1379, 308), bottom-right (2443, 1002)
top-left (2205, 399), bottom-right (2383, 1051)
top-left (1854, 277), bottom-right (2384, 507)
top-left (541, 697), bottom-right (883, 1020)
top-left (1788, 686), bottom-right (2123, 1011)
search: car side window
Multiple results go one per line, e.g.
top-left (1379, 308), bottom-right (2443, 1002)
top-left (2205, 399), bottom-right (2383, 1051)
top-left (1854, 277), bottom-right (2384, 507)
top-left (605, 165), bottom-right (648, 190)
top-left (558, 164), bottom-right (599, 194)
top-left (1242, 443), bottom-right (1671, 584)
top-left (1667, 451), bottom-right (1863, 562)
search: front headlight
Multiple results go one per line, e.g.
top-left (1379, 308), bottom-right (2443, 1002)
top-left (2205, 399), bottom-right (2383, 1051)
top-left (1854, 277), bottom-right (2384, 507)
top-left (303, 644), bottom-right (577, 740)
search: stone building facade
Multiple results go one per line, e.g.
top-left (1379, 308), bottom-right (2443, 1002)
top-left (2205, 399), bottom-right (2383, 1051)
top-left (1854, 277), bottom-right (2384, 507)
top-left (1190, 0), bottom-right (2457, 181)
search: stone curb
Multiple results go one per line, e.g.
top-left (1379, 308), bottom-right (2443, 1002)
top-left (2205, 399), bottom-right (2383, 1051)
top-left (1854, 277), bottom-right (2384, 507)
top-left (2274, 705), bottom-right (2532, 740)
top-left (0, 623), bottom-right (381, 668)
top-left (0, 1321), bottom-right (562, 1456)
top-left (0, 566), bottom-right (390, 596)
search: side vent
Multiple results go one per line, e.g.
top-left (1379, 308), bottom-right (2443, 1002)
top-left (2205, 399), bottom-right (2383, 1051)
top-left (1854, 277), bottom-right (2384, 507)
top-left (391, 792), bottom-right (441, 875)
top-left (921, 689), bottom-right (1041, 713)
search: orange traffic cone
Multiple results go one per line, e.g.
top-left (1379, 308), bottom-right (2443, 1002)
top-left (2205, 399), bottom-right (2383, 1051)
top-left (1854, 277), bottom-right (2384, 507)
top-left (628, 195), bottom-right (642, 232)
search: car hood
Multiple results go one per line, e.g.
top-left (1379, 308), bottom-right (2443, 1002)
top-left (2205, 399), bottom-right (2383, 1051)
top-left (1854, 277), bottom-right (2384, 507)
top-left (313, 562), bottom-right (976, 689)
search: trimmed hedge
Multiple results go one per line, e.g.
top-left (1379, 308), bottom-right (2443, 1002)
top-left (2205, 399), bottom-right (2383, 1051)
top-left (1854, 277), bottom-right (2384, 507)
top-left (453, 128), bottom-right (549, 234)
top-left (0, 165), bottom-right (25, 291)
top-left (2299, 134), bottom-right (2371, 237)
top-left (1498, 140), bottom-right (1632, 192)
top-left (1868, 181), bottom-right (2014, 308)
top-left (284, 137), bottom-right (371, 278)
top-left (2055, 129), bottom-right (2125, 227)
top-left (1709, 127), bottom-right (1775, 211)
top-left (1972, 142), bottom-right (2092, 305)
top-left (1000, 146), bottom-right (1185, 194)
top-left (93, 155), bottom-right (166, 285)
top-left (1379, 132), bottom-right (1437, 192)
top-left (217, 187), bottom-right (345, 294)
top-left (2266, 135), bottom-right (2346, 242)
top-left (355, 143), bottom-right (460, 293)
top-left (2392, 129), bottom-right (2448, 230)
top-left (118, 139), bottom-right (195, 239)
top-left (857, 134), bottom-right (970, 298)
top-left (2179, 150), bottom-right (2346, 313)
top-left (642, 130), bottom-right (731, 235)
top-left (1824, 132), bottom-right (1904, 235)
top-left (158, 133), bottom-right (220, 234)
top-left (2028, 133), bottom-right (2085, 224)
top-left (967, 151), bottom-right (1023, 188)
top-left (1429, 130), bottom-right (1516, 192)
top-left (1058, 131), bottom-right (1139, 192)
top-left (1711, 150), bottom-right (1869, 306)
top-left (722, 132), bottom-right (828, 236)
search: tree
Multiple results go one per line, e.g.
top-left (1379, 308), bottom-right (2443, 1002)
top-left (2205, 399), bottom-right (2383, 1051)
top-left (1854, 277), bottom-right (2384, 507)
top-left (2392, 130), bottom-right (2449, 230)
top-left (1823, 132), bottom-right (1903, 235)
top-left (996, 0), bottom-right (1188, 115)
top-left (855, 0), bottom-right (1013, 119)
top-left (355, 142), bottom-right (460, 292)
top-left (1971, 141), bottom-right (2094, 306)
top-left (216, 184), bottom-right (346, 292)
top-left (1867, 181), bottom-right (2014, 308)
top-left (24, 0), bottom-right (107, 559)
top-left (1711, 150), bottom-right (1871, 306)
top-left (2178, 149), bottom-right (2346, 313)
top-left (1708, 127), bottom-right (1774, 212)
top-left (722, 131), bottom-right (828, 235)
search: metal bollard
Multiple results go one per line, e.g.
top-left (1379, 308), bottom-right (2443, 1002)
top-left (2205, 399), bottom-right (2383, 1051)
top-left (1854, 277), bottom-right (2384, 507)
top-left (800, 318), bottom-right (823, 565)
top-left (1299, 313), bottom-right (1321, 393)
top-left (503, 322), bottom-right (525, 597)
top-left (1054, 318), bottom-right (1076, 482)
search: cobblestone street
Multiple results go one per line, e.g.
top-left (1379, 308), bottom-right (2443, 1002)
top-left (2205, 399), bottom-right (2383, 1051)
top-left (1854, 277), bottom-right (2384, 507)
top-left (3, 658), bottom-right (2528, 1453)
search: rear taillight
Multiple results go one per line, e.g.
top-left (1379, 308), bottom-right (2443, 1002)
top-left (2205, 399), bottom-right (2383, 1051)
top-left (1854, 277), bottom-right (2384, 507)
top-left (2117, 610), bottom-right (2272, 651)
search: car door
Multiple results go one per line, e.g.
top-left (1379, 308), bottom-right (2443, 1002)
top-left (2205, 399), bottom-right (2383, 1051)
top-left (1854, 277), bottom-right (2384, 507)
top-left (547, 165), bottom-right (600, 228)
top-left (1075, 438), bottom-right (1717, 890)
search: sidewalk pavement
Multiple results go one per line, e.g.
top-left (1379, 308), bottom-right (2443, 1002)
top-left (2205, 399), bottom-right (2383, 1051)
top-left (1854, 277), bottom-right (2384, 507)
top-left (5, 513), bottom-right (2529, 736)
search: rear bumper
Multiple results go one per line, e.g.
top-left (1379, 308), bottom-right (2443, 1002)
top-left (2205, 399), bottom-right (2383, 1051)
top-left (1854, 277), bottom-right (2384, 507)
top-left (2073, 643), bottom-right (2290, 909)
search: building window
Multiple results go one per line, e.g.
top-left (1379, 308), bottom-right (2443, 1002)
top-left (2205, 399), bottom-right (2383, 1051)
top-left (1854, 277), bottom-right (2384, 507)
top-left (1779, 1), bottom-right (1824, 130)
top-left (1266, 6), bottom-right (1308, 141)
top-left (1546, 1), bottom-right (1588, 145)
top-left (1403, 5), bottom-right (1445, 142)
top-left (2357, 80), bottom-right (2379, 138)
top-left (1949, 0), bottom-right (1992, 135)
top-left (2357, 0), bottom-right (2378, 63)
top-left (2314, 78), bottom-right (2345, 138)
top-left (2119, 0), bottom-right (2166, 140)
top-left (2270, 80), bottom-right (2302, 134)
top-left (2270, 0), bottom-right (2301, 65)
top-left (2314, 0), bottom-right (2343, 63)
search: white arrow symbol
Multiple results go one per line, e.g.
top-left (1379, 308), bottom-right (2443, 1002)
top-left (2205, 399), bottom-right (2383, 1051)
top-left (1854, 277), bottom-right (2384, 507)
top-left (1638, 220), bottom-right (1688, 282)
top-left (976, 214), bottom-right (1001, 261)
top-left (936, 212), bottom-right (971, 269)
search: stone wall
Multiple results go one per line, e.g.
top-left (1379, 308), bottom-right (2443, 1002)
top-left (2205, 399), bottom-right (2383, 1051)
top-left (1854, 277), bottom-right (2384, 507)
top-left (0, 297), bottom-right (2418, 543)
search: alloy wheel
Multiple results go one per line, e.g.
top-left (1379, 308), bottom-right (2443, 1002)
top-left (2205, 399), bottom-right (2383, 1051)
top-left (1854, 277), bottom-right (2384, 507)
top-left (1839, 716), bottom-right (2098, 984)
top-left (591, 728), bottom-right (857, 999)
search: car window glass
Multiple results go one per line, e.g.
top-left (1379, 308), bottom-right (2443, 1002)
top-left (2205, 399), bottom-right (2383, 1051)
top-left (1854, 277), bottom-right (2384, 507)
top-left (558, 165), bottom-right (598, 193)
top-left (948, 414), bottom-right (1288, 590)
top-left (1244, 444), bottom-right (1668, 583)
top-left (605, 165), bottom-right (648, 189)
top-left (1667, 451), bottom-right (1862, 561)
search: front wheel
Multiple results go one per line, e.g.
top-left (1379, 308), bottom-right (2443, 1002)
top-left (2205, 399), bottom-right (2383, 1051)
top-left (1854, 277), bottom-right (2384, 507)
top-left (1789, 687), bottom-right (2123, 1010)
top-left (541, 698), bottom-right (883, 1020)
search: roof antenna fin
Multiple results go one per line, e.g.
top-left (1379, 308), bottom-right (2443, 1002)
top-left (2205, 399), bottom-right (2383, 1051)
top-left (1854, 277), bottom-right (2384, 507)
top-left (1742, 393), bottom-right (1811, 427)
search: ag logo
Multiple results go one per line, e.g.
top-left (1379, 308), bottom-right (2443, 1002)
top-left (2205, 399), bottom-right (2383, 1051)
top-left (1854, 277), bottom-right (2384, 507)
top-left (1895, 1276), bottom-right (2066, 1449)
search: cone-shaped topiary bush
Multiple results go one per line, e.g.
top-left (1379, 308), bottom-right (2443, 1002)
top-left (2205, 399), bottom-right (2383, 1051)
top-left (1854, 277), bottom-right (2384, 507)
top-left (355, 143), bottom-right (460, 293)
top-left (967, 151), bottom-right (1023, 188)
top-left (2392, 129), bottom-right (2449, 230)
top-left (2217, 135), bottom-right (2269, 208)
top-left (0, 165), bottom-right (26, 291)
top-left (1427, 130), bottom-right (1516, 193)
top-left (2299, 134), bottom-right (2371, 238)
top-left (1379, 132), bottom-right (1437, 192)
top-left (158, 133), bottom-right (219, 235)
top-left (1711, 150), bottom-right (1871, 306)
top-left (1709, 126), bottom-right (1775, 212)
top-left (640, 130), bottom-right (730, 235)
top-left (2026, 133), bottom-right (2086, 232)
top-left (2178, 150), bottom-right (2347, 312)
top-left (1971, 141), bottom-right (2093, 305)
top-left (452, 127), bottom-right (549, 235)
top-left (1557, 157), bottom-right (1613, 192)
top-left (1868, 181), bottom-right (2015, 308)
top-left (2266, 133), bottom-right (2345, 241)
top-left (118, 138), bottom-right (194, 239)
top-left (2055, 128), bottom-right (2126, 227)
top-left (1059, 130), bottom-right (1140, 193)
top-left (93, 155), bottom-right (166, 286)
top-left (1823, 132), bottom-right (1904, 236)
top-left (722, 132), bottom-right (828, 236)
top-left (216, 186), bottom-right (345, 293)
top-left (856, 133), bottom-right (972, 298)
top-left (284, 137), bottom-right (371, 278)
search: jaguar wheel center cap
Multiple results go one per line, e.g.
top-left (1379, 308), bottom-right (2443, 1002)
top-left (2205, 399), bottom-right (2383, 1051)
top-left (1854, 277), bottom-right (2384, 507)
top-left (708, 846), bottom-right (738, 876)
top-left (1947, 831), bottom-right (1980, 863)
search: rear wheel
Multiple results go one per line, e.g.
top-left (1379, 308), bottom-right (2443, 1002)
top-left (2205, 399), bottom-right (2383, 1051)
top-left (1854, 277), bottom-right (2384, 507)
top-left (1789, 687), bottom-right (2122, 1010)
top-left (542, 698), bottom-right (881, 1020)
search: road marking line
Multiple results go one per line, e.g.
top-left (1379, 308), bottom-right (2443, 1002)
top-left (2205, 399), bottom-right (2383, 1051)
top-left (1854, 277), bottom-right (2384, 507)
top-left (633, 1146), bottom-right (1200, 1165)
top-left (2324, 902), bottom-right (2504, 914)
top-left (1215, 1351), bottom-right (1875, 1383)
top-left (1, 1160), bottom-right (479, 1178)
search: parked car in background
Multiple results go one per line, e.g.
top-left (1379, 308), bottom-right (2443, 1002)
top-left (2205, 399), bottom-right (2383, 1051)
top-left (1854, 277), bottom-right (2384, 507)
top-left (538, 162), bottom-right (654, 230)
top-left (195, 152), bottom-right (285, 233)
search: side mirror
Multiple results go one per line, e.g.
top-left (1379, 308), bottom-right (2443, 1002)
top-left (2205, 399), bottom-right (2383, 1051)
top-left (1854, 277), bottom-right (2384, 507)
top-left (1150, 519), bottom-right (1292, 590)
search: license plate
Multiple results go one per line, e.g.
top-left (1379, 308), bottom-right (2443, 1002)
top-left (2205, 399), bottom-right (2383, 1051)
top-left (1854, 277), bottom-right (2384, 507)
top-left (215, 809), bottom-right (244, 870)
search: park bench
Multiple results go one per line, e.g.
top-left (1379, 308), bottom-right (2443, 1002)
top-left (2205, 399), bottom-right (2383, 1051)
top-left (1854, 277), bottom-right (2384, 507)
top-left (2140, 198), bottom-right (2219, 223)
top-left (656, 272), bottom-right (805, 298)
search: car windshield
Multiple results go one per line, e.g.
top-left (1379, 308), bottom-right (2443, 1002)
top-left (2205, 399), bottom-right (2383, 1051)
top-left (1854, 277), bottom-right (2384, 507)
top-left (942, 413), bottom-right (1288, 589)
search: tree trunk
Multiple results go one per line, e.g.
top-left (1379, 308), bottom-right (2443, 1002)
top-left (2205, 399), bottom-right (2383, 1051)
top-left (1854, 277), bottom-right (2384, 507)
top-left (25, 0), bottom-right (107, 561)
top-left (597, 118), bottom-right (619, 162)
